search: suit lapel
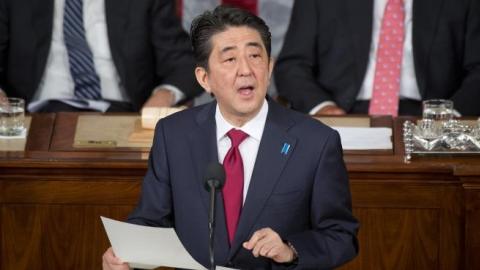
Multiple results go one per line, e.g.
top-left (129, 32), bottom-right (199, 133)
top-left (32, 0), bottom-right (54, 92)
top-left (228, 101), bottom-right (297, 259)
top-left (187, 103), bottom-right (230, 256)
top-left (412, 0), bottom-right (445, 97)
top-left (345, 0), bottom-right (373, 87)
top-left (105, 0), bottom-right (131, 81)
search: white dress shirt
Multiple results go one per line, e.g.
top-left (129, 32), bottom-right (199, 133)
top-left (216, 100), bottom-right (268, 203)
top-left (310, 0), bottom-right (420, 114)
top-left (29, 0), bottom-right (183, 112)
top-left (357, 0), bottom-right (420, 100)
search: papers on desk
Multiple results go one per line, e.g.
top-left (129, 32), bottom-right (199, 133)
top-left (101, 217), bottom-right (237, 270)
top-left (332, 127), bottom-right (392, 150)
top-left (141, 107), bottom-right (186, 130)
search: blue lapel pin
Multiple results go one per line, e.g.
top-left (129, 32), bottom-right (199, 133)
top-left (281, 143), bottom-right (291, 155)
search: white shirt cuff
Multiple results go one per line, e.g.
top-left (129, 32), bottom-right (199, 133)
top-left (153, 84), bottom-right (185, 106)
top-left (453, 109), bottom-right (462, 118)
top-left (309, 101), bottom-right (337, 115)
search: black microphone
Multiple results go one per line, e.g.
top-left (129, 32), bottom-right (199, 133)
top-left (204, 163), bottom-right (225, 270)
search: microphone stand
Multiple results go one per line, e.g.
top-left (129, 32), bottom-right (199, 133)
top-left (207, 181), bottom-right (217, 270)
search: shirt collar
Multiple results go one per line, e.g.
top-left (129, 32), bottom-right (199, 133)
top-left (215, 99), bottom-right (268, 142)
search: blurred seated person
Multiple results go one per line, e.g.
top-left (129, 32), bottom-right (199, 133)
top-left (275, 0), bottom-right (480, 117)
top-left (177, 0), bottom-right (294, 103)
top-left (0, 0), bottom-right (201, 112)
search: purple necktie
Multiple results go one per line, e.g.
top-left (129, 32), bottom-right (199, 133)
top-left (222, 128), bottom-right (248, 244)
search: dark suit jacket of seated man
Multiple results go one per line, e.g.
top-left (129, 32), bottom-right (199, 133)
top-left (0, 0), bottom-right (202, 112)
top-left (275, 0), bottom-right (480, 116)
top-left (103, 5), bottom-right (358, 270)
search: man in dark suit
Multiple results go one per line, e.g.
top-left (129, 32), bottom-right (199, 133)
top-left (103, 5), bottom-right (358, 270)
top-left (275, 0), bottom-right (480, 116)
top-left (0, 0), bottom-right (201, 112)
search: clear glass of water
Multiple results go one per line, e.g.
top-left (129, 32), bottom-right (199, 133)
top-left (422, 99), bottom-right (454, 122)
top-left (0, 97), bottom-right (25, 136)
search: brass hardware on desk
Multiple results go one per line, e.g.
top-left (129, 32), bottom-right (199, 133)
top-left (74, 140), bottom-right (117, 148)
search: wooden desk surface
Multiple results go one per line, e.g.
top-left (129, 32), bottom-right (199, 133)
top-left (1, 113), bottom-right (480, 270)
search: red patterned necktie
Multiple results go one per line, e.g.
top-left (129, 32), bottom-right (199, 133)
top-left (222, 0), bottom-right (258, 15)
top-left (222, 128), bottom-right (249, 244)
top-left (369, 0), bottom-right (405, 116)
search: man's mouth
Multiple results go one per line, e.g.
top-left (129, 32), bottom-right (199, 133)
top-left (237, 85), bottom-right (255, 96)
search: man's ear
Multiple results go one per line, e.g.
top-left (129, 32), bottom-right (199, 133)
top-left (268, 57), bottom-right (274, 80)
top-left (195, 67), bottom-right (211, 93)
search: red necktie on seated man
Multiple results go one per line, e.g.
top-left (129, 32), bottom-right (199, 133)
top-left (369, 0), bottom-right (405, 116)
top-left (222, 0), bottom-right (258, 15)
top-left (222, 128), bottom-right (249, 244)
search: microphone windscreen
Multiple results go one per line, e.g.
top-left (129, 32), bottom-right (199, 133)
top-left (204, 162), bottom-right (226, 190)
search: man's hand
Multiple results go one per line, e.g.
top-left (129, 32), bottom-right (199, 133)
top-left (0, 89), bottom-right (6, 100)
top-left (243, 228), bottom-right (296, 264)
top-left (314, 104), bottom-right (346, 116)
top-left (142, 88), bottom-right (175, 109)
top-left (102, 247), bottom-right (130, 270)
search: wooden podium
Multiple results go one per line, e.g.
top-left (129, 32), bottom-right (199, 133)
top-left (1, 112), bottom-right (479, 269)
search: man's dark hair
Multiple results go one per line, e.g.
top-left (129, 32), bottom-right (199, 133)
top-left (190, 5), bottom-right (272, 69)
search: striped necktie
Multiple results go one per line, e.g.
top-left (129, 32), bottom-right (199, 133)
top-left (63, 0), bottom-right (102, 101)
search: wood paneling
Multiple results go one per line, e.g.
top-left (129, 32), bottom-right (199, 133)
top-left (464, 182), bottom-right (480, 270)
top-left (342, 208), bottom-right (439, 270)
top-left (1, 205), bottom-right (132, 270)
top-left (0, 180), bottom-right (141, 205)
top-left (25, 113), bottom-right (56, 152)
top-left (338, 181), bottom-right (463, 270)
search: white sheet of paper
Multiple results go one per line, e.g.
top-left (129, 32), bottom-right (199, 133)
top-left (333, 127), bottom-right (393, 150)
top-left (101, 217), bottom-right (237, 270)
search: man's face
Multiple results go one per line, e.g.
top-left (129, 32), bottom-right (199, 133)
top-left (195, 26), bottom-right (273, 125)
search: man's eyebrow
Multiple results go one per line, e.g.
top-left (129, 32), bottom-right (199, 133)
top-left (220, 46), bottom-right (237, 54)
top-left (246, 42), bottom-right (262, 49)
top-left (220, 42), bottom-right (262, 54)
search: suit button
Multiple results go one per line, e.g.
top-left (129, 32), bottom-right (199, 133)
top-left (226, 261), bottom-right (233, 267)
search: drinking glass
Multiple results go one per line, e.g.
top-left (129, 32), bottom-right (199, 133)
top-left (422, 99), bottom-right (454, 122)
top-left (0, 97), bottom-right (25, 136)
